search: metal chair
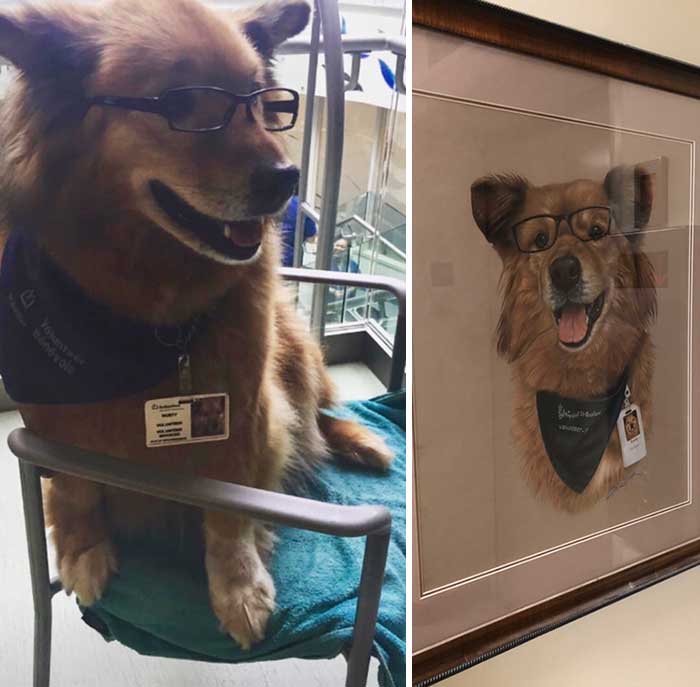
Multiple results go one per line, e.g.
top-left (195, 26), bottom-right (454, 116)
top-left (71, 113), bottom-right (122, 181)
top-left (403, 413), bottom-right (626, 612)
top-left (9, 268), bottom-right (406, 687)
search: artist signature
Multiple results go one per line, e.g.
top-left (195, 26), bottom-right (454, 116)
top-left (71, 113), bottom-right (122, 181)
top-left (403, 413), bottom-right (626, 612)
top-left (558, 403), bottom-right (603, 422)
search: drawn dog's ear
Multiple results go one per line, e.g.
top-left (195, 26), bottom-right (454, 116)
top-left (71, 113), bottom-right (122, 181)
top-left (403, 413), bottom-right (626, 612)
top-left (471, 174), bottom-right (529, 245)
top-left (238, 0), bottom-right (310, 57)
top-left (604, 164), bottom-right (654, 234)
top-left (496, 271), bottom-right (520, 361)
top-left (0, 6), bottom-right (98, 84)
top-left (632, 250), bottom-right (658, 328)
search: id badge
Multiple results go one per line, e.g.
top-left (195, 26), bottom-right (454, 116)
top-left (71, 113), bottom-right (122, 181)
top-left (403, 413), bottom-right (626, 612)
top-left (616, 403), bottom-right (647, 467)
top-left (145, 393), bottom-right (229, 448)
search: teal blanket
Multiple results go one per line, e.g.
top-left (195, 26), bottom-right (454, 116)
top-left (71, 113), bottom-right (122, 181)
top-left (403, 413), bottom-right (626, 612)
top-left (81, 392), bottom-right (406, 687)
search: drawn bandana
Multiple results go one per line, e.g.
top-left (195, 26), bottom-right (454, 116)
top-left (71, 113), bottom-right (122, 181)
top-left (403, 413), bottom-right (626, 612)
top-left (536, 372), bottom-right (629, 494)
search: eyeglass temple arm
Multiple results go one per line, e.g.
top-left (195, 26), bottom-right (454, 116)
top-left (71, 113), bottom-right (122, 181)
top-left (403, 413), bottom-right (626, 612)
top-left (264, 100), bottom-right (298, 114)
top-left (87, 95), bottom-right (163, 116)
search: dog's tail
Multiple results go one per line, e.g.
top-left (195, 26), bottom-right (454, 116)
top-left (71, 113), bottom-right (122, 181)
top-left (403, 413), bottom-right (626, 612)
top-left (318, 413), bottom-right (393, 471)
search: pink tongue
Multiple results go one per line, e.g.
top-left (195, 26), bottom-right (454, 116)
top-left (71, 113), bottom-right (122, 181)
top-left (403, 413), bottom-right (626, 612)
top-left (228, 220), bottom-right (262, 247)
top-left (558, 304), bottom-right (587, 344)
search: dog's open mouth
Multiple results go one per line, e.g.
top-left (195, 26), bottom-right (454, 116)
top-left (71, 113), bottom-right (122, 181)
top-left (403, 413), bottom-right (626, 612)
top-left (150, 180), bottom-right (262, 261)
top-left (554, 292), bottom-right (605, 348)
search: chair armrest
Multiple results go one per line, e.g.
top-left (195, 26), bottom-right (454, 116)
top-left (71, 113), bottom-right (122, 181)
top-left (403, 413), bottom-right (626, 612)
top-left (8, 428), bottom-right (391, 538)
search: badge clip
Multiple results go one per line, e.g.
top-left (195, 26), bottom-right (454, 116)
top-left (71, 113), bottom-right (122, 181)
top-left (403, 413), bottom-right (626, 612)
top-left (178, 353), bottom-right (192, 395)
top-left (617, 385), bottom-right (647, 467)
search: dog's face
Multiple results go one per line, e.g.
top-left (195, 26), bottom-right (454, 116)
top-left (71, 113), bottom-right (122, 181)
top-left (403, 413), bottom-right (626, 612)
top-left (624, 412), bottom-right (639, 437)
top-left (192, 396), bottom-right (226, 437)
top-left (471, 168), bottom-right (657, 388)
top-left (0, 0), bottom-right (309, 320)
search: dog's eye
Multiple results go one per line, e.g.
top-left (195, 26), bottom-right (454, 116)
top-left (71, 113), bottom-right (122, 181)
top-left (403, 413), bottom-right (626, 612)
top-left (534, 232), bottom-right (550, 249)
top-left (162, 90), bottom-right (196, 120)
top-left (247, 94), bottom-right (265, 122)
top-left (589, 225), bottom-right (605, 240)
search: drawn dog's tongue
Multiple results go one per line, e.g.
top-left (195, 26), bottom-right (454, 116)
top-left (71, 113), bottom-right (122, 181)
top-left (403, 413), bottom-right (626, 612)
top-left (227, 220), bottom-right (262, 247)
top-left (558, 304), bottom-right (587, 344)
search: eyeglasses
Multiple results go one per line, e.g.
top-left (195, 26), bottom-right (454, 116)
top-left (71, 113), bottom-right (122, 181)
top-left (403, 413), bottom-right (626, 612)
top-left (87, 86), bottom-right (300, 133)
top-left (511, 206), bottom-right (612, 253)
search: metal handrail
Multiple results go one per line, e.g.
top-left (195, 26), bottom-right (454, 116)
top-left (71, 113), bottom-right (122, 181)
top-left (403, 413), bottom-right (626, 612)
top-left (299, 200), bottom-right (321, 225)
top-left (282, 266), bottom-right (406, 392)
top-left (338, 214), bottom-right (407, 261)
top-left (309, 0), bottom-right (345, 339)
top-left (291, 10), bottom-right (406, 342)
top-left (282, 35), bottom-right (406, 96)
top-left (281, 35), bottom-right (406, 56)
top-left (293, 7), bottom-right (322, 270)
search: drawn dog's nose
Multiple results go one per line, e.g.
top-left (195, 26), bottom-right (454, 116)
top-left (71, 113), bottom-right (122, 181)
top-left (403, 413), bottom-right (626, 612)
top-left (549, 255), bottom-right (581, 292)
top-left (249, 163), bottom-right (300, 215)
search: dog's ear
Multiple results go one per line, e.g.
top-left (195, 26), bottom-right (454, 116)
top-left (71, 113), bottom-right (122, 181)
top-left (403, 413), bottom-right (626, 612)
top-left (238, 1), bottom-right (310, 57)
top-left (604, 164), bottom-right (654, 233)
top-left (471, 174), bottom-right (529, 244)
top-left (0, 6), bottom-right (98, 84)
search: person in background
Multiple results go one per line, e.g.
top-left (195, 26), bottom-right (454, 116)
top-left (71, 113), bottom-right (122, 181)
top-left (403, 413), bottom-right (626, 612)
top-left (280, 194), bottom-right (317, 267)
top-left (281, 197), bottom-right (361, 277)
top-left (331, 237), bottom-right (359, 274)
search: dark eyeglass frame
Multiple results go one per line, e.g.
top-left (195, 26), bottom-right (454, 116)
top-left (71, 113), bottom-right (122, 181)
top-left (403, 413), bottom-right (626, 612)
top-left (86, 85), bottom-right (300, 133)
top-left (511, 205), bottom-right (612, 254)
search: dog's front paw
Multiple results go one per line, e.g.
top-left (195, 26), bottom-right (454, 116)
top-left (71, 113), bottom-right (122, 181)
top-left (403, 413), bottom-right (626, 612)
top-left (59, 539), bottom-right (118, 606)
top-left (209, 564), bottom-right (276, 650)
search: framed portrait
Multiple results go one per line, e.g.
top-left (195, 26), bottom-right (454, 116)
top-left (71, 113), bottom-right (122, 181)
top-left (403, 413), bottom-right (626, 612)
top-left (412, 1), bottom-right (700, 683)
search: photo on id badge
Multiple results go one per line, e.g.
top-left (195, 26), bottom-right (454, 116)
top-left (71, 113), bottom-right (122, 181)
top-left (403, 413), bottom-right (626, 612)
top-left (145, 393), bottom-right (230, 448)
top-left (618, 402), bottom-right (647, 468)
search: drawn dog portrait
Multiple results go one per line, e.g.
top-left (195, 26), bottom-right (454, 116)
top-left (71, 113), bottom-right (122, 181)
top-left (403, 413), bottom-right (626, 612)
top-left (471, 166), bottom-right (657, 511)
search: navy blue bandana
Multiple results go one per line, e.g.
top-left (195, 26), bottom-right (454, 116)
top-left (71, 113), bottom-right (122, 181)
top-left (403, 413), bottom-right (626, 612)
top-left (0, 230), bottom-right (201, 404)
top-left (536, 371), bottom-right (629, 494)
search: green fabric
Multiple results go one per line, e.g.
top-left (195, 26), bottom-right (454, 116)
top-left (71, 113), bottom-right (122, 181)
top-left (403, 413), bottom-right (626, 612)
top-left (81, 391), bottom-right (406, 687)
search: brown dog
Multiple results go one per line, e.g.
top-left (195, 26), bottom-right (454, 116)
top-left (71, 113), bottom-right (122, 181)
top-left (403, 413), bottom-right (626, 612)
top-left (0, 0), bottom-right (392, 648)
top-left (471, 168), bottom-right (656, 511)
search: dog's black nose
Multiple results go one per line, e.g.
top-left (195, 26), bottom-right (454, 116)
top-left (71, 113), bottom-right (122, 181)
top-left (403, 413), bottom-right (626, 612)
top-left (249, 164), bottom-right (300, 215)
top-left (549, 255), bottom-right (582, 292)
top-left (252, 164), bottom-right (300, 194)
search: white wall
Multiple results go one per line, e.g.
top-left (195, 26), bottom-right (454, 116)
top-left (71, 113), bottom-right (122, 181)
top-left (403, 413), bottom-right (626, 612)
top-left (489, 0), bottom-right (700, 68)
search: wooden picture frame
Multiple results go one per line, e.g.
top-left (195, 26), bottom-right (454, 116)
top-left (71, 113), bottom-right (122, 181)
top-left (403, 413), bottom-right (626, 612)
top-left (412, 1), bottom-right (700, 684)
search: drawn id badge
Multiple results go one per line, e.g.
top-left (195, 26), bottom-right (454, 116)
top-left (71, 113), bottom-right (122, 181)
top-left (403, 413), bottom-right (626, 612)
top-left (145, 393), bottom-right (229, 448)
top-left (616, 385), bottom-right (646, 467)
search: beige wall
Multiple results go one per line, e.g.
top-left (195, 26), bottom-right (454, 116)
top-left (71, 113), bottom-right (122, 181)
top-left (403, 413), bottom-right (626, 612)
top-left (490, 0), bottom-right (700, 67)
